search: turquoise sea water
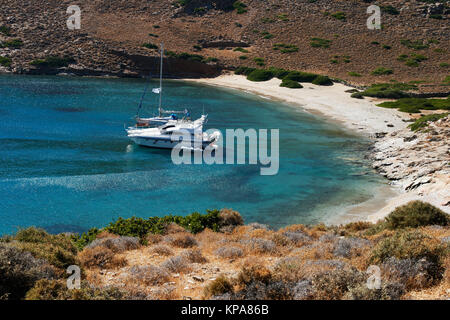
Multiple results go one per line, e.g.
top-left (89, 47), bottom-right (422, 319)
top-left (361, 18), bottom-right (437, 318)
top-left (0, 75), bottom-right (387, 234)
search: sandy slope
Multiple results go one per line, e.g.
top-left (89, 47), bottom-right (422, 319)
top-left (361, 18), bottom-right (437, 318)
top-left (182, 74), bottom-right (449, 223)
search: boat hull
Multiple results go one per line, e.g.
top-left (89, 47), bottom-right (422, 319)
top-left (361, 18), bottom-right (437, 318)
top-left (130, 136), bottom-right (213, 150)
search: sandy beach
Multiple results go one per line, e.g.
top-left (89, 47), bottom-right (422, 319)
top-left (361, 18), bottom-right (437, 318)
top-left (183, 74), bottom-right (450, 224)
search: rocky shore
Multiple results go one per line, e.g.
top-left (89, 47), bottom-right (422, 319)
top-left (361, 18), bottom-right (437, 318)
top-left (371, 115), bottom-right (450, 214)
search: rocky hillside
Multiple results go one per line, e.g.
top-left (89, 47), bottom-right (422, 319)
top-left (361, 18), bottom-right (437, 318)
top-left (0, 0), bottom-right (449, 90)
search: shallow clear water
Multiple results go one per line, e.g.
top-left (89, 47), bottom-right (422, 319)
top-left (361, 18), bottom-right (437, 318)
top-left (0, 75), bottom-right (386, 234)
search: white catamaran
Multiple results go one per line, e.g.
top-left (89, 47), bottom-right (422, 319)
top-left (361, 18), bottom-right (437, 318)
top-left (126, 43), bottom-right (219, 150)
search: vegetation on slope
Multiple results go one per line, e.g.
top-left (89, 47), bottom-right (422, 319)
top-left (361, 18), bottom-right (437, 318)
top-left (234, 67), bottom-right (333, 88)
top-left (1, 202), bottom-right (448, 300)
top-left (377, 97), bottom-right (450, 113)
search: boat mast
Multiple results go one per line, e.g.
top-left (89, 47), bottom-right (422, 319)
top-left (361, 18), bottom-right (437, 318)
top-left (159, 42), bottom-right (164, 117)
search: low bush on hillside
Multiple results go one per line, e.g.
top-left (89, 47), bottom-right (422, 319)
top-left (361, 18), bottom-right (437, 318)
top-left (378, 97), bottom-right (450, 113)
top-left (204, 276), bottom-right (233, 297)
top-left (331, 12), bottom-right (346, 21)
top-left (10, 228), bottom-right (78, 270)
top-left (0, 39), bottom-right (23, 48)
top-left (233, 47), bottom-right (249, 53)
top-left (371, 67), bottom-right (393, 76)
top-left (0, 56), bottom-right (11, 67)
top-left (369, 231), bottom-right (446, 269)
top-left (381, 5), bottom-right (400, 15)
top-left (87, 236), bottom-right (140, 253)
top-left (247, 69), bottom-right (273, 81)
top-left (0, 243), bottom-right (56, 300)
top-left (273, 43), bottom-right (298, 53)
top-left (352, 82), bottom-right (416, 99)
top-left (261, 31), bottom-right (274, 39)
top-left (234, 66), bottom-right (255, 76)
top-left (142, 43), bottom-right (158, 49)
top-left (78, 246), bottom-right (127, 269)
top-left (161, 255), bottom-right (190, 273)
top-left (385, 201), bottom-right (449, 228)
top-left (348, 72), bottom-right (361, 77)
top-left (310, 38), bottom-right (331, 48)
top-left (151, 244), bottom-right (173, 256)
top-left (233, 1), bottom-right (247, 14)
top-left (284, 71), bottom-right (318, 82)
top-left (400, 39), bottom-right (429, 50)
top-left (168, 233), bottom-right (198, 248)
top-left (182, 248), bottom-right (207, 263)
top-left (280, 79), bottom-right (303, 88)
top-left (253, 57), bottom-right (265, 66)
top-left (312, 75), bottom-right (333, 86)
top-left (128, 265), bottom-right (170, 286)
top-left (215, 246), bottom-right (244, 259)
top-left (30, 56), bottom-right (75, 68)
top-left (0, 25), bottom-right (11, 36)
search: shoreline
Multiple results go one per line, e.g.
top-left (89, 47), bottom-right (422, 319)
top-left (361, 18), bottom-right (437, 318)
top-left (182, 74), bottom-right (450, 224)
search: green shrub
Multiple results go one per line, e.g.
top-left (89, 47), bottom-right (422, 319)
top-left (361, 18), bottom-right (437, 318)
top-left (261, 17), bottom-right (275, 23)
top-left (312, 75), bottom-right (333, 86)
top-left (401, 39), bottom-right (429, 50)
top-left (331, 12), bottom-right (346, 21)
top-left (383, 45), bottom-right (391, 50)
top-left (267, 67), bottom-right (289, 79)
top-left (440, 62), bottom-right (449, 68)
top-left (253, 57), bottom-right (265, 66)
top-left (0, 25), bottom-right (11, 36)
top-left (408, 113), bottom-right (449, 131)
top-left (0, 243), bottom-right (56, 300)
top-left (0, 38), bottom-right (23, 48)
top-left (310, 38), bottom-right (331, 48)
top-left (397, 54), bottom-right (409, 61)
top-left (0, 56), bottom-right (12, 67)
top-left (262, 32), bottom-right (274, 39)
top-left (30, 56), bottom-right (75, 68)
top-left (277, 14), bottom-right (289, 21)
top-left (355, 83), bottom-right (415, 99)
top-left (381, 5), bottom-right (400, 15)
top-left (107, 210), bottom-right (220, 237)
top-left (149, 33), bottom-right (159, 38)
top-left (12, 227), bottom-right (78, 269)
top-left (280, 79), bottom-right (303, 88)
top-left (233, 1), bottom-right (247, 14)
top-left (239, 55), bottom-right (248, 60)
top-left (348, 72), bottom-right (361, 77)
top-left (247, 69), bottom-right (274, 81)
top-left (378, 97), bottom-right (450, 113)
top-left (371, 67), bottom-right (393, 75)
top-left (429, 14), bottom-right (442, 19)
top-left (284, 71), bottom-right (317, 82)
top-left (369, 231), bottom-right (447, 271)
top-left (385, 201), bottom-right (449, 229)
top-left (273, 43), bottom-right (298, 53)
top-left (165, 51), bottom-right (205, 62)
top-left (234, 66), bottom-right (256, 75)
top-left (233, 47), bottom-right (249, 53)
